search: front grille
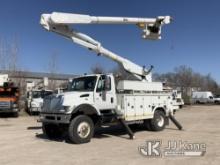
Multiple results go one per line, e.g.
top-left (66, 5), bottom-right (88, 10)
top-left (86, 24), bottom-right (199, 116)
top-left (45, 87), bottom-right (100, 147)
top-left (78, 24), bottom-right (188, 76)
top-left (0, 101), bottom-right (10, 109)
top-left (42, 95), bottom-right (63, 112)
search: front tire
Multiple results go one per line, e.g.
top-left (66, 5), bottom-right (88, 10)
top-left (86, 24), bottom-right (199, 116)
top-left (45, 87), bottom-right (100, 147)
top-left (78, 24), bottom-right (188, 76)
top-left (150, 111), bottom-right (166, 131)
top-left (13, 112), bottom-right (19, 117)
top-left (42, 123), bottom-right (61, 139)
top-left (68, 115), bottom-right (94, 144)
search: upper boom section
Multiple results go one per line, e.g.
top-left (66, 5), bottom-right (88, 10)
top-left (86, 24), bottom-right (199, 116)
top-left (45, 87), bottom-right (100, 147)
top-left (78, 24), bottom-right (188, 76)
top-left (41, 12), bottom-right (171, 40)
top-left (40, 12), bottom-right (171, 81)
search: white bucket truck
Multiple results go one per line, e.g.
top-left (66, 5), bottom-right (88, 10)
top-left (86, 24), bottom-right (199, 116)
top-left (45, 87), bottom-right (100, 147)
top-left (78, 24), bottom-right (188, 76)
top-left (39, 12), bottom-right (182, 144)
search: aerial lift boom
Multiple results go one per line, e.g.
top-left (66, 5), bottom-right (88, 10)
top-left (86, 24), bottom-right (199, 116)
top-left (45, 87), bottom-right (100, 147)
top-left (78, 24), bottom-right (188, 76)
top-left (40, 12), bottom-right (171, 81)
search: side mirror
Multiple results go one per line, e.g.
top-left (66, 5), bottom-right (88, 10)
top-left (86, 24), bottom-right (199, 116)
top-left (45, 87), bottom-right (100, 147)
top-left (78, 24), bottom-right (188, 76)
top-left (101, 90), bottom-right (106, 101)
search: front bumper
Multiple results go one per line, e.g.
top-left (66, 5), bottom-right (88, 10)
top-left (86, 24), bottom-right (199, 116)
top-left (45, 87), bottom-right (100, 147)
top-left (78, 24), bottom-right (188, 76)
top-left (0, 108), bottom-right (19, 113)
top-left (39, 113), bottom-right (71, 124)
top-left (30, 107), bottom-right (42, 112)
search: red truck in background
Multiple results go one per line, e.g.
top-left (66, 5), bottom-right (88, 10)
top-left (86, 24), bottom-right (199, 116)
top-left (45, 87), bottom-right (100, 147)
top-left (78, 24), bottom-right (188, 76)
top-left (0, 74), bottom-right (19, 117)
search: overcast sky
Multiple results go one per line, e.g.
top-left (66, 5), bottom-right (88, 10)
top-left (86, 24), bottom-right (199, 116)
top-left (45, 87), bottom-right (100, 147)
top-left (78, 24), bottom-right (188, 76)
top-left (0, 0), bottom-right (220, 82)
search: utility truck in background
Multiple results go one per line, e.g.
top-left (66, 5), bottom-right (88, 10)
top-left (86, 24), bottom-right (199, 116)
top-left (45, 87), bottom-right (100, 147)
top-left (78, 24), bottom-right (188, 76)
top-left (0, 74), bottom-right (19, 117)
top-left (172, 90), bottom-right (184, 108)
top-left (39, 12), bottom-right (183, 144)
top-left (26, 78), bottom-right (53, 114)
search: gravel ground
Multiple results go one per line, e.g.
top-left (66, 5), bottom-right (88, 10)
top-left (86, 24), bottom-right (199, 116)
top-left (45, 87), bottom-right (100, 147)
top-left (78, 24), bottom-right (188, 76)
top-left (0, 105), bottom-right (220, 165)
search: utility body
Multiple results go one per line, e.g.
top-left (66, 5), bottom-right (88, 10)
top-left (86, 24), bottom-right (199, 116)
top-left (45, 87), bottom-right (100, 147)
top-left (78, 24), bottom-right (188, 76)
top-left (39, 12), bottom-right (182, 144)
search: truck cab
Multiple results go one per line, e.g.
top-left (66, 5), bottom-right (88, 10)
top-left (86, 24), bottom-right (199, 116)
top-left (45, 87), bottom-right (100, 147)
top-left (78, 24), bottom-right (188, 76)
top-left (41, 74), bottom-right (116, 115)
top-left (27, 89), bottom-right (53, 114)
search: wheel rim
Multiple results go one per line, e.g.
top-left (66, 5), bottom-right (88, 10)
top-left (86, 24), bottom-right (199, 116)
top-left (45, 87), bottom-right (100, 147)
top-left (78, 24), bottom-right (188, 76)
top-left (77, 122), bottom-right (90, 138)
top-left (157, 115), bottom-right (164, 127)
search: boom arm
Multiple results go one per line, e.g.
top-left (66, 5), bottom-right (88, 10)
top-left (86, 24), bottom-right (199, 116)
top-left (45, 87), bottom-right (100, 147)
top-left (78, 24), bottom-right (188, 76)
top-left (40, 12), bottom-right (171, 81)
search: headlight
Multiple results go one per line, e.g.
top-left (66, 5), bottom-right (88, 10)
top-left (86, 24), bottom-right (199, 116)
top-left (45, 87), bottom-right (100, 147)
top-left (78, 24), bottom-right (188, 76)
top-left (63, 106), bottom-right (71, 112)
top-left (13, 103), bottom-right (18, 108)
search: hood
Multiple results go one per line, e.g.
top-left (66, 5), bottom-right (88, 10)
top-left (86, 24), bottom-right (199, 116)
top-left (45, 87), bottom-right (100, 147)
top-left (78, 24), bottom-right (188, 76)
top-left (61, 91), bottom-right (93, 107)
top-left (31, 98), bottom-right (43, 107)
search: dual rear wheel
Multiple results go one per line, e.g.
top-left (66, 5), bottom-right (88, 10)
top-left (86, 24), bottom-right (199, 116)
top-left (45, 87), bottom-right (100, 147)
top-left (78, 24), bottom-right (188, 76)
top-left (143, 110), bottom-right (166, 131)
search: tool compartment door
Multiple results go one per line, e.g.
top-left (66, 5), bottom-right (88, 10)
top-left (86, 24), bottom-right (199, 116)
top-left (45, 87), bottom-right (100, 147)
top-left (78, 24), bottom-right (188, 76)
top-left (134, 96), bottom-right (144, 117)
top-left (124, 96), bottom-right (135, 118)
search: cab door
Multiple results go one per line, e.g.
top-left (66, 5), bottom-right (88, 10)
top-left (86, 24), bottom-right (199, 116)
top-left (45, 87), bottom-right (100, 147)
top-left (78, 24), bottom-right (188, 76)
top-left (94, 75), bottom-right (116, 110)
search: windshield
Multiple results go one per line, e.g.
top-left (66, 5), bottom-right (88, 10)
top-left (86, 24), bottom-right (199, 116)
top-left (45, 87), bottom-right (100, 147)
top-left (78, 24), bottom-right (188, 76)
top-left (32, 90), bottom-right (53, 98)
top-left (0, 87), bottom-right (18, 98)
top-left (32, 91), bottom-right (41, 98)
top-left (43, 91), bottom-right (53, 97)
top-left (69, 76), bottom-right (97, 92)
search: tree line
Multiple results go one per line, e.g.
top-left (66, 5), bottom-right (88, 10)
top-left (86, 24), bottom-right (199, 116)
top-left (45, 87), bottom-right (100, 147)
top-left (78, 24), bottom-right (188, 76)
top-left (91, 64), bottom-right (220, 103)
top-left (153, 65), bottom-right (220, 94)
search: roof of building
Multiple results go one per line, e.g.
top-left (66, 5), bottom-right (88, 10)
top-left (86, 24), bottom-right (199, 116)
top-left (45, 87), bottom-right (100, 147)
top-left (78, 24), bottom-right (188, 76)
top-left (0, 70), bottom-right (76, 80)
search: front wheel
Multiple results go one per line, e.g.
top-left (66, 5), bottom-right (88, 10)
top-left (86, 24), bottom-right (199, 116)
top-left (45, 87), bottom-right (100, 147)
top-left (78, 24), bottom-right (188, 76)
top-left (150, 111), bottom-right (166, 131)
top-left (68, 115), bottom-right (94, 144)
top-left (215, 101), bottom-right (220, 104)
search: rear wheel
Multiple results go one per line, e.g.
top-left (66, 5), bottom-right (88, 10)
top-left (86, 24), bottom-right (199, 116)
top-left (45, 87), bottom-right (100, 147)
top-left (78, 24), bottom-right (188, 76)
top-left (150, 111), bottom-right (166, 131)
top-left (68, 115), bottom-right (94, 144)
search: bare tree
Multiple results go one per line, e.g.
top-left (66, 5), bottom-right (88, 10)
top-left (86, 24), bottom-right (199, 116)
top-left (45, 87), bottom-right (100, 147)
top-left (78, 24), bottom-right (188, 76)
top-left (48, 51), bottom-right (59, 90)
top-left (153, 65), bottom-right (220, 103)
top-left (90, 63), bottom-right (105, 74)
top-left (0, 37), bottom-right (19, 72)
top-left (90, 63), bottom-right (138, 85)
top-left (0, 38), bottom-right (7, 70)
top-left (8, 37), bottom-right (19, 72)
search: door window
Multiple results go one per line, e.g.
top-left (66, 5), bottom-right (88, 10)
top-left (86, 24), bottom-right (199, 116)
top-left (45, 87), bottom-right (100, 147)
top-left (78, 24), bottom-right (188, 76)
top-left (96, 76), bottom-right (111, 92)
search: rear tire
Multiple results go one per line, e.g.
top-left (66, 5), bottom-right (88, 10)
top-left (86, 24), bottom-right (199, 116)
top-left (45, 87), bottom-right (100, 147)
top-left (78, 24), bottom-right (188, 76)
top-left (150, 111), bottom-right (166, 131)
top-left (68, 115), bottom-right (94, 144)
